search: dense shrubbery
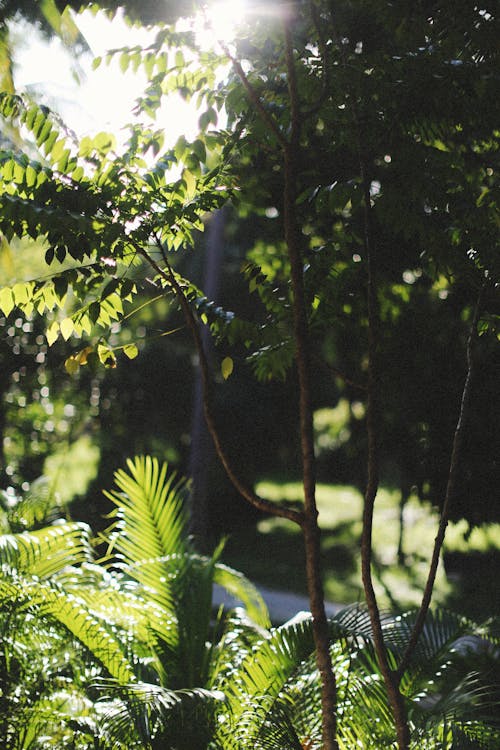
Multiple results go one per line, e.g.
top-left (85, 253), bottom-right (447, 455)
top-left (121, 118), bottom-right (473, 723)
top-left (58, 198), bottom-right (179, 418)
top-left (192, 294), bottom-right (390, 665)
top-left (1, 457), bottom-right (499, 749)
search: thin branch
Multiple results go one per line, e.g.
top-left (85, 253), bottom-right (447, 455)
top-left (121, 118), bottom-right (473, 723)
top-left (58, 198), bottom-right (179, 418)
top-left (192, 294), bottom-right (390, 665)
top-left (330, 9), bottom-right (409, 741)
top-left (219, 40), bottom-right (289, 149)
top-left (356, 124), bottom-right (410, 749)
top-left (283, 17), bottom-right (339, 750)
top-left (396, 285), bottom-right (485, 680)
top-left (136, 239), bottom-right (304, 527)
top-left (312, 353), bottom-right (367, 392)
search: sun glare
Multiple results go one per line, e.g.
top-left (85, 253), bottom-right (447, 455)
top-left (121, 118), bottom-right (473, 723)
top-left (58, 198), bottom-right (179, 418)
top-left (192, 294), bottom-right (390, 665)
top-left (15, 3), bottom-right (251, 150)
top-left (200, 0), bottom-right (248, 48)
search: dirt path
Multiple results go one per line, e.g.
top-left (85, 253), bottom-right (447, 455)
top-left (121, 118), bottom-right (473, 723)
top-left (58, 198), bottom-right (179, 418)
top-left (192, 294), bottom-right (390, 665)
top-left (214, 583), bottom-right (343, 624)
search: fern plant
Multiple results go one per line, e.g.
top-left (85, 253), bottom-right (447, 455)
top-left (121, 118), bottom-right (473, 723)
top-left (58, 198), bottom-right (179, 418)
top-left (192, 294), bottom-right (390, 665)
top-left (1, 459), bottom-right (498, 748)
top-left (212, 605), bottom-right (500, 750)
top-left (0, 456), bottom-right (270, 748)
top-left (0, 517), bottom-right (134, 748)
top-left (93, 455), bottom-right (270, 748)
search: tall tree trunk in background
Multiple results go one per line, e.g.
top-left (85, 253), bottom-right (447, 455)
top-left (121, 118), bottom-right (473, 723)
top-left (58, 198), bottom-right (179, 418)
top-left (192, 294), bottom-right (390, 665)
top-left (0, 362), bottom-right (10, 489)
top-left (397, 486), bottom-right (410, 565)
top-left (188, 209), bottom-right (225, 547)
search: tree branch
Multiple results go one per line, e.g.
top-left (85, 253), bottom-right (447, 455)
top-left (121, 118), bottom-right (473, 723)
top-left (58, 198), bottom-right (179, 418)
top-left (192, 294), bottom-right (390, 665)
top-left (137, 240), bottom-right (304, 527)
top-left (396, 285), bottom-right (485, 680)
top-left (356, 131), bottom-right (410, 749)
top-left (219, 40), bottom-right (289, 149)
top-left (282, 18), bottom-right (339, 750)
top-left (312, 353), bottom-right (367, 392)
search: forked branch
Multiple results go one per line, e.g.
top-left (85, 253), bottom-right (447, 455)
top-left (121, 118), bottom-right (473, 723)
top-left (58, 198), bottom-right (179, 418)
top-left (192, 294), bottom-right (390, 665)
top-left (136, 241), bottom-right (304, 527)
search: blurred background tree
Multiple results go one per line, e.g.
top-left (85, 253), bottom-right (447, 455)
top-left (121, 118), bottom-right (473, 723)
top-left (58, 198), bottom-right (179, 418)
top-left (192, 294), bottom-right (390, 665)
top-left (0, 0), bottom-right (498, 613)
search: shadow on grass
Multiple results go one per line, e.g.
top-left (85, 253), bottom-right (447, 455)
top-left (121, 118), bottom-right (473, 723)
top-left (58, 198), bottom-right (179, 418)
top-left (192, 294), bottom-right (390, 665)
top-left (444, 550), bottom-right (500, 620)
top-left (222, 483), bottom-right (499, 621)
top-left (223, 518), bottom-right (360, 603)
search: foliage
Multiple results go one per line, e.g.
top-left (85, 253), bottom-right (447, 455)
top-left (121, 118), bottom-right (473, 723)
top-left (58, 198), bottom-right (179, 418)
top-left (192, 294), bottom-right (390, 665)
top-left (0, 1), bottom-right (499, 747)
top-left (212, 606), bottom-right (500, 749)
top-left (0, 456), bottom-right (271, 747)
top-left (0, 0), bottom-right (497, 521)
top-left (0, 516), bottom-right (131, 748)
top-left (0, 455), bottom-right (499, 748)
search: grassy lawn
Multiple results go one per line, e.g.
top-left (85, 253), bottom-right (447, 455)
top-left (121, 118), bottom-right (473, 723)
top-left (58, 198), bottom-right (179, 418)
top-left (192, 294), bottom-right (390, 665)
top-left (222, 481), bottom-right (500, 620)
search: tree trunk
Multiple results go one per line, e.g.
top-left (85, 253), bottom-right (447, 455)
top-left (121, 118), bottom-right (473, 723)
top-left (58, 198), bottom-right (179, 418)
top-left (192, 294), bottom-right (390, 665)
top-left (397, 488), bottom-right (409, 566)
top-left (188, 209), bottom-right (225, 547)
top-left (358, 149), bottom-right (410, 748)
top-left (283, 22), bottom-right (338, 746)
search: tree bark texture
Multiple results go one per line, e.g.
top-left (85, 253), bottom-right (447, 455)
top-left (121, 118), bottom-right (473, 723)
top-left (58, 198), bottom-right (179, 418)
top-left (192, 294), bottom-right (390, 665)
top-left (283, 19), bottom-right (339, 750)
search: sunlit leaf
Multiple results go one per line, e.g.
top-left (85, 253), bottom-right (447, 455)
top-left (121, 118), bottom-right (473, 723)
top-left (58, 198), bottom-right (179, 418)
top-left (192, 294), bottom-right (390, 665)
top-left (46, 321), bottom-right (60, 346)
top-left (60, 317), bottom-right (74, 340)
top-left (64, 354), bottom-right (80, 374)
top-left (123, 343), bottom-right (139, 359)
top-left (221, 356), bottom-right (234, 380)
top-left (13, 281), bottom-right (33, 304)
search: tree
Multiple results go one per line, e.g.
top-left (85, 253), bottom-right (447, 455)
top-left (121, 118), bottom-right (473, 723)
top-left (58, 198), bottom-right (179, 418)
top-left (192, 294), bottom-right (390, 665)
top-left (0, 1), bottom-right (498, 747)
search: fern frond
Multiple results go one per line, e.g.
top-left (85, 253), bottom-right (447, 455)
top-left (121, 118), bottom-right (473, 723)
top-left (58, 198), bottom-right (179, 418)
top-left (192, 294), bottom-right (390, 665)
top-left (214, 561), bottom-right (271, 629)
top-left (0, 521), bottom-right (92, 578)
top-left (219, 613), bottom-right (317, 748)
top-left (0, 573), bottom-right (135, 684)
top-left (96, 679), bottom-right (226, 749)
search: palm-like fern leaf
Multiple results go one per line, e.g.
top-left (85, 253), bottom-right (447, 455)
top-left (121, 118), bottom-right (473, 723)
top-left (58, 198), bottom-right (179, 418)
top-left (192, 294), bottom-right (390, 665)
top-left (96, 679), bottom-right (226, 750)
top-left (218, 613), bottom-right (318, 748)
top-left (0, 521), bottom-right (92, 578)
top-left (101, 456), bottom-right (271, 691)
top-left (2, 476), bottom-right (62, 532)
top-left (104, 456), bottom-right (190, 616)
top-left (331, 606), bottom-right (500, 748)
top-left (55, 562), bottom-right (178, 653)
top-left (0, 573), bottom-right (135, 684)
top-left (214, 561), bottom-right (271, 630)
top-left (105, 456), bottom-right (189, 560)
top-left (13, 689), bottom-right (97, 750)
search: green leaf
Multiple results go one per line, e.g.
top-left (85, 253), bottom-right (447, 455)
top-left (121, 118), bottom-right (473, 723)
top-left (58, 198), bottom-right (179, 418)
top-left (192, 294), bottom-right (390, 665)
top-left (221, 356), bottom-right (234, 380)
top-left (64, 354), bottom-right (80, 374)
top-left (97, 344), bottom-right (117, 368)
top-left (0, 286), bottom-right (14, 316)
top-left (192, 139), bottom-right (206, 163)
top-left (36, 119), bottom-right (53, 149)
top-left (60, 317), bottom-right (74, 340)
top-left (93, 131), bottom-right (116, 155)
top-left (119, 51), bottom-right (130, 73)
top-left (183, 168), bottom-right (197, 196)
top-left (49, 139), bottom-right (66, 162)
top-left (103, 456), bottom-right (190, 617)
top-left (12, 281), bottom-right (33, 305)
top-left (123, 343), bottom-right (139, 359)
top-left (46, 321), bottom-right (60, 346)
top-left (43, 129), bottom-right (58, 156)
top-left (25, 164), bottom-right (37, 187)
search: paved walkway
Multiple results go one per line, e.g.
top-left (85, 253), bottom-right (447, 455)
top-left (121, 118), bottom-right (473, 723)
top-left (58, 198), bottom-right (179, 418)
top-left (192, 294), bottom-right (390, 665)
top-left (214, 583), bottom-right (342, 624)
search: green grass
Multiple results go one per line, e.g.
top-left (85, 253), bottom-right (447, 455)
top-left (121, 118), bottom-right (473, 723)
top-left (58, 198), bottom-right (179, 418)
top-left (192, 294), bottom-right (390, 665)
top-left (222, 481), bottom-right (500, 620)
